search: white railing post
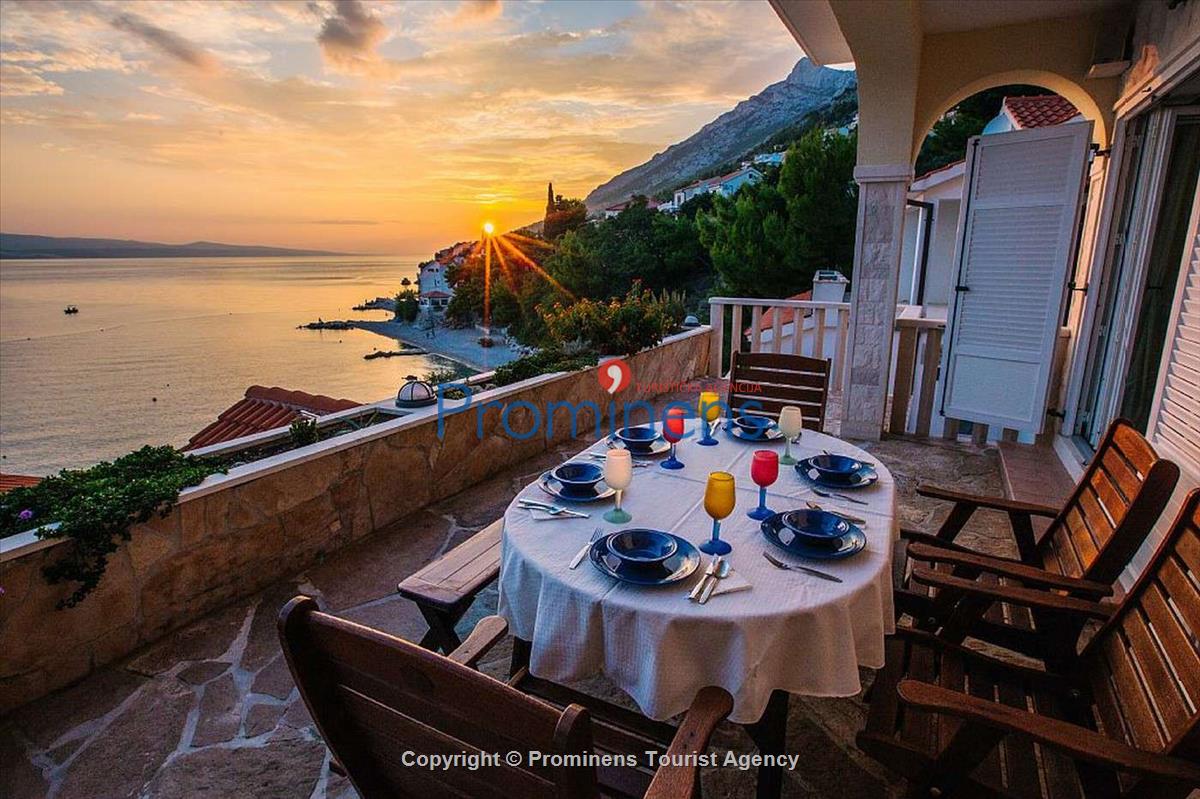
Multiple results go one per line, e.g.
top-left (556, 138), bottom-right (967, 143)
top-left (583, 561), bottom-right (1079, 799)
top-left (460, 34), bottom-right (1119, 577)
top-left (708, 299), bottom-right (724, 378)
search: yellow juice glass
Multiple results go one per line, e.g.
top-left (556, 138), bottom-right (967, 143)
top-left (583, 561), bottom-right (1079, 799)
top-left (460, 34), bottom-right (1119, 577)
top-left (697, 390), bottom-right (721, 446)
top-left (700, 471), bottom-right (735, 555)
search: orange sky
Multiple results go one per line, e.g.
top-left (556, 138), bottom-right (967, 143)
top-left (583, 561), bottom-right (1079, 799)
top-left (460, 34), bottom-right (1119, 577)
top-left (0, 0), bottom-right (801, 254)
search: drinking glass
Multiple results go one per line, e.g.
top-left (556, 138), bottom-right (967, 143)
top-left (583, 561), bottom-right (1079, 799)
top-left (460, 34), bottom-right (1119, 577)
top-left (661, 407), bottom-right (686, 470)
top-left (697, 391), bottom-right (720, 446)
top-left (603, 449), bottom-right (633, 524)
top-left (700, 471), bottom-right (735, 555)
top-left (748, 450), bottom-right (779, 520)
top-left (777, 406), bottom-right (804, 466)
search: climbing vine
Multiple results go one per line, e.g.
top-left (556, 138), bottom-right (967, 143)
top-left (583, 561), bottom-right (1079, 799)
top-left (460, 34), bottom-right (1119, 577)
top-left (0, 446), bottom-right (222, 608)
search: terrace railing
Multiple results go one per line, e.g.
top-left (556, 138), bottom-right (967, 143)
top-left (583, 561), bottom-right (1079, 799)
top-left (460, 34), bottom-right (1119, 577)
top-left (707, 297), bottom-right (946, 438)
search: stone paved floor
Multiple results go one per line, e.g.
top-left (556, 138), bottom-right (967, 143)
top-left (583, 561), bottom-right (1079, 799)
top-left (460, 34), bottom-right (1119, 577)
top-left (1, 394), bottom-right (1015, 799)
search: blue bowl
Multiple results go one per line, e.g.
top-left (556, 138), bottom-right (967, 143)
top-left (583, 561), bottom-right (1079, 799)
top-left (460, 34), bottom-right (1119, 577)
top-left (809, 454), bottom-right (864, 478)
top-left (550, 462), bottom-right (604, 497)
top-left (779, 509), bottom-right (851, 544)
top-left (607, 529), bottom-right (678, 566)
top-left (614, 426), bottom-right (660, 453)
top-left (732, 414), bottom-right (773, 439)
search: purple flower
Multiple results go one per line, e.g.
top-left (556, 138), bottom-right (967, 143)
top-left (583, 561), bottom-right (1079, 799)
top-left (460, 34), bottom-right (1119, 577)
top-left (18, 509), bottom-right (34, 522)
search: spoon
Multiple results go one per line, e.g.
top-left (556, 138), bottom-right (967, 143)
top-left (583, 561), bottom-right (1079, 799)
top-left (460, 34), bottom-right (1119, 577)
top-left (698, 559), bottom-right (731, 604)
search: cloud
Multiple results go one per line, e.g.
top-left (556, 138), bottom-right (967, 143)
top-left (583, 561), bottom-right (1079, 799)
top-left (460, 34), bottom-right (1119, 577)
top-left (0, 63), bottom-right (64, 96)
top-left (316, 0), bottom-right (388, 71)
top-left (110, 12), bottom-right (219, 72)
top-left (312, 218), bottom-right (379, 225)
top-left (451, 0), bottom-right (502, 27)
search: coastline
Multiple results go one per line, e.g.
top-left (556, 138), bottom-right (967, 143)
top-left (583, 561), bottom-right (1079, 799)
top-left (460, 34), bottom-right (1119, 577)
top-left (348, 318), bottom-right (522, 373)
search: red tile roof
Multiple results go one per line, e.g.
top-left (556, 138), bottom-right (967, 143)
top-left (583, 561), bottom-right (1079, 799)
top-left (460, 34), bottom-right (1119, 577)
top-left (1004, 94), bottom-right (1079, 129)
top-left (912, 157), bottom-right (965, 185)
top-left (421, 290), bottom-right (452, 299)
top-left (184, 385), bottom-right (360, 451)
top-left (0, 473), bottom-right (42, 493)
top-left (756, 291), bottom-right (812, 331)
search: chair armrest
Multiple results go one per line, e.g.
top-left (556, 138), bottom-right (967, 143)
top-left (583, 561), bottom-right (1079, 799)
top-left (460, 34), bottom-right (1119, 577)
top-left (645, 687), bottom-right (734, 799)
top-left (897, 679), bottom-right (1200, 785)
top-left (899, 529), bottom-right (991, 555)
top-left (909, 568), bottom-right (1114, 620)
top-left (917, 485), bottom-right (1060, 517)
top-left (448, 615), bottom-right (508, 668)
top-left (907, 542), bottom-right (1113, 598)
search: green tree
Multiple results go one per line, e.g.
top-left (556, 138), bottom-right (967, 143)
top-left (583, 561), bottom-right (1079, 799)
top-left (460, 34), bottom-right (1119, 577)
top-left (697, 129), bottom-right (857, 298)
top-left (393, 288), bottom-right (420, 323)
top-left (543, 195), bottom-right (588, 240)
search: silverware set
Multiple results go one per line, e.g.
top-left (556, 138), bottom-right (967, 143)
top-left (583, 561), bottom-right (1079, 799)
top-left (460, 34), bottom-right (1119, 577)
top-left (569, 527), bottom-right (604, 569)
top-left (581, 452), bottom-right (650, 467)
top-left (762, 551), bottom-right (843, 582)
top-left (807, 485), bottom-right (869, 506)
top-left (688, 555), bottom-right (726, 603)
top-left (519, 498), bottom-right (590, 518)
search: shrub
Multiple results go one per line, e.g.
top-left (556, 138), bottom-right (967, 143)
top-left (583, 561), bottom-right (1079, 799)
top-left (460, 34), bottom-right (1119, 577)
top-left (493, 348), bottom-right (599, 386)
top-left (394, 289), bottom-right (420, 323)
top-left (0, 446), bottom-right (222, 607)
top-left (289, 417), bottom-right (319, 448)
top-left (542, 283), bottom-right (682, 356)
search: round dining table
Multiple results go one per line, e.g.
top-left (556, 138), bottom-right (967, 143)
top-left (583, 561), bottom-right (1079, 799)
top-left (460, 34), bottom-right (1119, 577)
top-left (497, 418), bottom-right (898, 732)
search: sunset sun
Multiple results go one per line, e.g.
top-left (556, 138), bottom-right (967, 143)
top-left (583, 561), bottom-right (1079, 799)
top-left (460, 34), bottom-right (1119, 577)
top-left (482, 221), bottom-right (495, 236)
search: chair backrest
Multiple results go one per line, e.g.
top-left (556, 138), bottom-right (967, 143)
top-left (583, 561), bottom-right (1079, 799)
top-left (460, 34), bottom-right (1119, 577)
top-left (1036, 419), bottom-right (1179, 583)
top-left (278, 597), bottom-right (597, 799)
top-left (726, 351), bottom-right (830, 431)
top-left (1082, 490), bottom-right (1200, 774)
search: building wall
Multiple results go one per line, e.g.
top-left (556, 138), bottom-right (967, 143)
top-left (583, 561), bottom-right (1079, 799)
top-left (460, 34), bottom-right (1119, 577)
top-left (0, 329), bottom-right (712, 713)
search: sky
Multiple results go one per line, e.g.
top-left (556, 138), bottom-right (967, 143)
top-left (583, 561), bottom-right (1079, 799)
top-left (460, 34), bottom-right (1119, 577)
top-left (0, 0), bottom-right (802, 254)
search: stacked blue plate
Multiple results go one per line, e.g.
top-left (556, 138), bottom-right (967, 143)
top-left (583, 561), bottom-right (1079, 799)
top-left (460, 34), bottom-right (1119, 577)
top-left (590, 530), bottom-right (701, 585)
top-left (795, 454), bottom-right (878, 489)
top-left (761, 509), bottom-right (866, 560)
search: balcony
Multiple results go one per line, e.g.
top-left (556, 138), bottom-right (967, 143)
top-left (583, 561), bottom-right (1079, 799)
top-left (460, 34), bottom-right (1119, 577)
top-left (0, 323), bottom-right (1047, 798)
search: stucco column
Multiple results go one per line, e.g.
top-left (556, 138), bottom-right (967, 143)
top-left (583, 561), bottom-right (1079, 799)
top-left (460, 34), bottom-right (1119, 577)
top-left (840, 164), bottom-right (913, 440)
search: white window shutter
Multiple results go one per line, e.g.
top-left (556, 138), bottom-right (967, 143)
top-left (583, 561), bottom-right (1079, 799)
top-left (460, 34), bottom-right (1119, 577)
top-left (1149, 192), bottom-right (1200, 468)
top-left (941, 123), bottom-right (1093, 434)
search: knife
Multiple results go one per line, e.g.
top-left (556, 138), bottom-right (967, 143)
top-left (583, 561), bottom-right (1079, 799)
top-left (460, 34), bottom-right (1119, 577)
top-left (698, 558), bottom-right (730, 604)
top-left (569, 539), bottom-right (595, 569)
top-left (689, 555), bottom-right (721, 601)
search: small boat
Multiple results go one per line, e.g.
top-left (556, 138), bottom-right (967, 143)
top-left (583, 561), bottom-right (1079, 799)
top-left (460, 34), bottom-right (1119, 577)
top-left (63, 305), bottom-right (79, 314)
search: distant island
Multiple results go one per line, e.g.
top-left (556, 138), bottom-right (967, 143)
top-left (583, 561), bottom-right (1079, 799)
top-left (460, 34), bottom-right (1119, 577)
top-left (0, 233), bottom-right (349, 260)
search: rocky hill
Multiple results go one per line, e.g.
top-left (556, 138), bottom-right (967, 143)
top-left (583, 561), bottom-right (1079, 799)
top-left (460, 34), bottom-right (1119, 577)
top-left (585, 59), bottom-right (856, 210)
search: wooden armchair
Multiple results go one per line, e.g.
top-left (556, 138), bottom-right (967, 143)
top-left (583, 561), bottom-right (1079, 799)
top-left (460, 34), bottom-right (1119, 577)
top-left (726, 351), bottom-right (829, 431)
top-left (860, 489), bottom-right (1200, 799)
top-left (895, 419), bottom-right (1178, 666)
top-left (278, 597), bottom-right (733, 799)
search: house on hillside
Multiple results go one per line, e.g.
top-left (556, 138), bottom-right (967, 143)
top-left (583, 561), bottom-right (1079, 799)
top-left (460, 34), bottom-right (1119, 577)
top-left (753, 151), bottom-right (787, 168)
top-left (672, 165), bottom-right (764, 208)
top-left (417, 261), bottom-right (452, 310)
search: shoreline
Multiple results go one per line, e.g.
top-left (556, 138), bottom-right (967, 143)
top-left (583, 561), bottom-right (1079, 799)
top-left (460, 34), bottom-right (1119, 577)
top-left (347, 318), bottom-right (522, 373)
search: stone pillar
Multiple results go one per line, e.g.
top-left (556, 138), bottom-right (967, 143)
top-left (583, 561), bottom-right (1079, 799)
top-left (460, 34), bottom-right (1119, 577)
top-left (840, 164), bottom-right (912, 441)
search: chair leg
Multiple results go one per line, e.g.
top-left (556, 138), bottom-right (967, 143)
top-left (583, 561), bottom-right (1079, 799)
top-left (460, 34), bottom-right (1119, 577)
top-left (745, 690), bottom-right (789, 799)
top-left (511, 637), bottom-right (531, 676)
top-left (416, 603), bottom-right (466, 653)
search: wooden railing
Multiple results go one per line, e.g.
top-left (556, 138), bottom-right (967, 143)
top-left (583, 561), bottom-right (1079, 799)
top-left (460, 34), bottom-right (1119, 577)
top-left (708, 297), bottom-right (947, 438)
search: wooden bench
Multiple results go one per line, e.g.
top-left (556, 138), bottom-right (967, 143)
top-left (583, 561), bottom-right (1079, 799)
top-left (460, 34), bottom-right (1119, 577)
top-left (397, 518), bottom-right (503, 653)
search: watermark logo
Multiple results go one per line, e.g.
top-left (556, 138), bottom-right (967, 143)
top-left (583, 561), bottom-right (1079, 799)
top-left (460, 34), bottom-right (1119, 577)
top-left (598, 358), bottom-right (631, 395)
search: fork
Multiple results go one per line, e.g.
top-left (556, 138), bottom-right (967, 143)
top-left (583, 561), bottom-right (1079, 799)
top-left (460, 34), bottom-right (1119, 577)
top-left (569, 527), bottom-right (604, 569)
top-left (762, 551), bottom-right (843, 582)
top-left (519, 501), bottom-right (589, 518)
top-left (808, 486), bottom-right (869, 506)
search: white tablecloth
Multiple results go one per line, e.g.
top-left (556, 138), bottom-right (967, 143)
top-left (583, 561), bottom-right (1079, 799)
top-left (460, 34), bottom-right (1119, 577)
top-left (497, 421), bottom-right (897, 724)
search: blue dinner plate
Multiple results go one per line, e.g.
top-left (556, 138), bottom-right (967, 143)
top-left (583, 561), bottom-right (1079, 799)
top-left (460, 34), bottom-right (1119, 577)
top-left (795, 457), bottom-right (878, 489)
top-left (724, 421), bottom-right (785, 443)
top-left (779, 508), bottom-right (851, 543)
top-left (607, 435), bottom-right (672, 456)
top-left (539, 473), bottom-right (617, 503)
top-left (761, 513), bottom-right (866, 560)
top-left (590, 532), bottom-right (701, 585)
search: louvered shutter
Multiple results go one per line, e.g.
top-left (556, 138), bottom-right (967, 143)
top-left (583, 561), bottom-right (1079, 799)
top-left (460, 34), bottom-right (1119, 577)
top-left (941, 123), bottom-right (1093, 434)
top-left (1149, 192), bottom-right (1200, 467)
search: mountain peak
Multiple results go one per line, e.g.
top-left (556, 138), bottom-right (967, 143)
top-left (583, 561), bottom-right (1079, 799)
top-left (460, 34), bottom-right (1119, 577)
top-left (585, 59), bottom-right (856, 210)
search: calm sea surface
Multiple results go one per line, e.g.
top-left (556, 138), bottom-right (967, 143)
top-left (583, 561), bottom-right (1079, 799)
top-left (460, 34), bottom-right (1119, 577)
top-left (0, 256), bottom-right (458, 476)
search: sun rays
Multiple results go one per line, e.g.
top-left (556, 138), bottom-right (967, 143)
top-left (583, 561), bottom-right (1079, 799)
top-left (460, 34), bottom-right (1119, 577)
top-left (463, 226), bottom-right (575, 333)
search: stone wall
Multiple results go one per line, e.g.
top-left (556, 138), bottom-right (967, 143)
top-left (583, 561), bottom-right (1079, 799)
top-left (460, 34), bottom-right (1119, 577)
top-left (0, 329), bottom-right (711, 713)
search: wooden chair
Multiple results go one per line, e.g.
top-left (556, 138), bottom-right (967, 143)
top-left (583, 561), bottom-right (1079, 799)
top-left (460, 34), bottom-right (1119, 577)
top-left (398, 518), bottom-right (503, 653)
top-left (725, 351), bottom-right (829, 431)
top-left (860, 489), bottom-right (1200, 799)
top-left (278, 596), bottom-right (733, 799)
top-left (895, 419), bottom-right (1178, 667)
